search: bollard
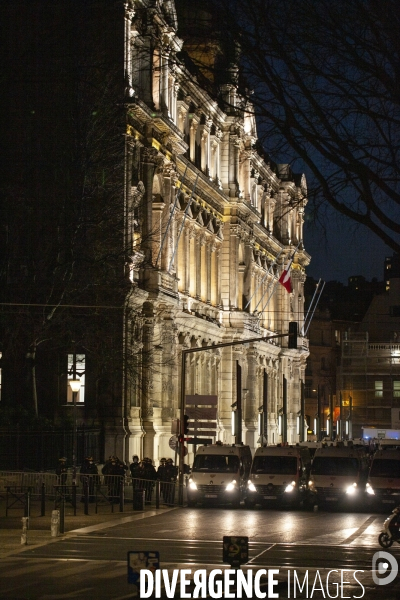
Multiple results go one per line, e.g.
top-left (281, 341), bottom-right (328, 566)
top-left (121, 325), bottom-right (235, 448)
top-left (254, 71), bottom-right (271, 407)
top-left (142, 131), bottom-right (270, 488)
top-left (72, 484), bottom-right (77, 516)
top-left (60, 496), bottom-right (65, 534)
top-left (119, 478), bottom-right (124, 513)
top-left (51, 510), bottom-right (60, 537)
top-left (41, 482), bottom-right (46, 517)
top-left (83, 479), bottom-right (89, 516)
top-left (21, 516), bottom-right (29, 545)
top-left (24, 490), bottom-right (31, 518)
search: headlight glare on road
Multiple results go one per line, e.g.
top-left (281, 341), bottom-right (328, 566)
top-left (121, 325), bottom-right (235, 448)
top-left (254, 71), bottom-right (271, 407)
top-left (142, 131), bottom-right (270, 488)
top-left (284, 481), bottom-right (296, 493)
top-left (366, 482), bottom-right (375, 495)
top-left (346, 483), bottom-right (357, 495)
top-left (188, 479), bottom-right (197, 490)
top-left (247, 480), bottom-right (257, 492)
top-left (225, 480), bottom-right (237, 492)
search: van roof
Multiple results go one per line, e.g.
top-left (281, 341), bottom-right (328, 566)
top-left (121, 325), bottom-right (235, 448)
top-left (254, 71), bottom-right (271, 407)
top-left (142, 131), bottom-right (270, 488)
top-left (254, 446), bottom-right (309, 457)
top-left (195, 444), bottom-right (251, 456)
top-left (373, 449), bottom-right (400, 460)
top-left (314, 446), bottom-right (365, 458)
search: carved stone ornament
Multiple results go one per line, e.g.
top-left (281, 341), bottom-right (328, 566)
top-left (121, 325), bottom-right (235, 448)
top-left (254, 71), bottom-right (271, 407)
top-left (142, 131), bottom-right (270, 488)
top-left (141, 406), bottom-right (154, 419)
top-left (141, 147), bottom-right (159, 164)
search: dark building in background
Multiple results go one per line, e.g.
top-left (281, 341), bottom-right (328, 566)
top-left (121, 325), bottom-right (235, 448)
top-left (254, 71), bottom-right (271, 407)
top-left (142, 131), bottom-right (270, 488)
top-left (305, 259), bottom-right (400, 439)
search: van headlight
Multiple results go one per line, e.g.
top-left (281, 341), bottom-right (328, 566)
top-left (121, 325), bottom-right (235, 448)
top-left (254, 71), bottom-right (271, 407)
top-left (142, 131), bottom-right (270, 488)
top-left (247, 480), bottom-right (257, 492)
top-left (284, 481), bottom-right (296, 493)
top-left (226, 480), bottom-right (237, 492)
top-left (346, 483), bottom-right (357, 495)
top-left (366, 482), bottom-right (375, 495)
top-left (188, 479), bottom-right (197, 490)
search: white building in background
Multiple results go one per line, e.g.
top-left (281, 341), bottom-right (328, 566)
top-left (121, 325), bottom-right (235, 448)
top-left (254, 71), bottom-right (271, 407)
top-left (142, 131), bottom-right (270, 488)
top-left (124, 0), bottom-right (310, 463)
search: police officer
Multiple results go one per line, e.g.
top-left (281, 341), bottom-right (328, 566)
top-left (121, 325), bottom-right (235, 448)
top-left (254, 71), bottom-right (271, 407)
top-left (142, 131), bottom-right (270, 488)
top-left (157, 458), bottom-right (167, 500)
top-left (80, 456), bottom-right (99, 502)
top-left (102, 456), bottom-right (120, 502)
top-left (56, 457), bottom-right (68, 485)
top-left (130, 455), bottom-right (140, 489)
top-left (165, 458), bottom-right (178, 505)
top-left (143, 458), bottom-right (156, 503)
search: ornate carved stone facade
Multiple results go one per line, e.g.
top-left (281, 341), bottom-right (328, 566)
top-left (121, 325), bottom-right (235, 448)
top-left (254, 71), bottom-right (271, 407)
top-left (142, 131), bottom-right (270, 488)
top-left (0, 0), bottom-right (310, 466)
top-left (123, 0), bottom-right (310, 464)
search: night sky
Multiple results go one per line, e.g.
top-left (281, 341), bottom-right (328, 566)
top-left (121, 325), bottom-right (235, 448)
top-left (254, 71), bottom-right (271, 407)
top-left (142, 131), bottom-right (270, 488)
top-left (304, 215), bottom-right (391, 285)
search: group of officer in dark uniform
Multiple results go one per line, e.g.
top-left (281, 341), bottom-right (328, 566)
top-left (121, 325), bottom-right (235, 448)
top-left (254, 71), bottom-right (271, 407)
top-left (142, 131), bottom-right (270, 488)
top-left (56, 454), bottom-right (178, 505)
top-left (130, 455), bottom-right (178, 504)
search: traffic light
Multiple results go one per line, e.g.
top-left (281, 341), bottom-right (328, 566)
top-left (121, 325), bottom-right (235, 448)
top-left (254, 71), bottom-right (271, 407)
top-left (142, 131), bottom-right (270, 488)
top-left (183, 414), bottom-right (190, 435)
top-left (288, 321), bottom-right (298, 349)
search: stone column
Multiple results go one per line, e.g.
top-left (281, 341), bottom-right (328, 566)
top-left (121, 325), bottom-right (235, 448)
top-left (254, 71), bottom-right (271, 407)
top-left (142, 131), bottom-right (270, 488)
top-left (243, 239), bottom-right (254, 312)
top-left (229, 225), bottom-right (239, 310)
top-left (245, 347), bottom-right (258, 449)
top-left (141, 147), bottom-right (159, 265)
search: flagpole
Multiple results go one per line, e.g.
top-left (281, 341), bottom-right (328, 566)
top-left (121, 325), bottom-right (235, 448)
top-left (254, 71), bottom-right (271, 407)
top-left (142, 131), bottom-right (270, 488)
top-left (257, 240), bottom-right (303, 313)
top-left (249, 248), bottom-right (284, 312)
top-left (304, 281), bottom-right (325, 335)
top-left (301, 278), bottom-right (321, 336)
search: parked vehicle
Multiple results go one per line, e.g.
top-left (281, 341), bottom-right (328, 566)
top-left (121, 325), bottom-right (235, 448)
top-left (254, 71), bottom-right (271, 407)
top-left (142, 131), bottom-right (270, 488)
top-left (186, 444), bottom-right (252, 508)
top-left (244, 445), bottom-right (311, 508)
top-left (378, 505), bottom-right (400, 548)
top-left (366, 448), bottom-right (400, 508)
top-left (309, 443), bottom-right (369, 508)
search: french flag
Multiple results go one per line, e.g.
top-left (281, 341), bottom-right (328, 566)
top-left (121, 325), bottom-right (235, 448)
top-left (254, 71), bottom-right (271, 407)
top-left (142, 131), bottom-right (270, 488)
top-left (279, 256), bottom-right (294, 293)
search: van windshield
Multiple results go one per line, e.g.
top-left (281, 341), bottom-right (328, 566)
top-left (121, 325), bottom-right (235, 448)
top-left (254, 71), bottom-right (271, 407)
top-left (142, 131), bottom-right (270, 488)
top-left (251, 456), bottom-right (297, 475)
top-left (311, 457), bottom-right (359, 476)
top-left (370, 459), bottom-right (400, 478)
top-left (192, 455), bottom-right (240, 473)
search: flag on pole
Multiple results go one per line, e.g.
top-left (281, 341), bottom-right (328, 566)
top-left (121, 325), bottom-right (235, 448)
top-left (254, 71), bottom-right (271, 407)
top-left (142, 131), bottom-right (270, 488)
top-left (279, 256), bottom-right (294, 293)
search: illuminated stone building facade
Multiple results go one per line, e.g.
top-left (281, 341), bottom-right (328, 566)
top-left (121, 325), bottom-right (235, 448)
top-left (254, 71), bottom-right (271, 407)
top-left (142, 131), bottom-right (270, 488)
top-left (124, 0), bottom-right (309, 462)
top-left (1, 0), bottom-right (310, 465)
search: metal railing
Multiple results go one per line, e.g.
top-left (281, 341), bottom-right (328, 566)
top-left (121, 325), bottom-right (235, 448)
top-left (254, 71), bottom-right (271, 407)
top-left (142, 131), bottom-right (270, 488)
top-left (0, 471), bottom-right (181, 517)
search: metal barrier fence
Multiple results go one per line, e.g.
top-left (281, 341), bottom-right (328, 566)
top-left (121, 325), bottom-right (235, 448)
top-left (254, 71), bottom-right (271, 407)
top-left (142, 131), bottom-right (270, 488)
top-left (0, 472), bottom-right (181, 516)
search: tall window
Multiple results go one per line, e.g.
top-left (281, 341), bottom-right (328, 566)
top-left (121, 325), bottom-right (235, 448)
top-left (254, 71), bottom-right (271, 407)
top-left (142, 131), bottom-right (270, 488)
top-left (375, 380), bottom-right (383, 398)
top-left (67, 354), bottom-right (85, 404)
top-left (394, 381), bottom-right (400, 398)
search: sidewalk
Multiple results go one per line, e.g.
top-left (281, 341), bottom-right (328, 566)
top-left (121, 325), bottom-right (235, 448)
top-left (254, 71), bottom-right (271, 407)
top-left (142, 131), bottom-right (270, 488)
top-left (0, 498), bottom-right (175, 559)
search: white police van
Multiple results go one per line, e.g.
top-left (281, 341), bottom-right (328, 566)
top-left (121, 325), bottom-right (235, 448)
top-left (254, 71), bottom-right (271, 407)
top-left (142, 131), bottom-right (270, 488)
top-left (245, 445), bottom-right (311, 508)
top-left (186, 443), bottom-right (252, 508)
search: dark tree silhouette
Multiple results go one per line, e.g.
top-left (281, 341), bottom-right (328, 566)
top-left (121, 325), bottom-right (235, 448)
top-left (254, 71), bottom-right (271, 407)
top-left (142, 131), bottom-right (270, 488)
top-left (176, 0), bottom-right (400, 253)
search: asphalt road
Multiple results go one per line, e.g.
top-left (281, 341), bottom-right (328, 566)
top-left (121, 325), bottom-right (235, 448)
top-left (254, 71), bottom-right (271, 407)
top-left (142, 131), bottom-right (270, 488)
top-left (1, 507), bottom-right (400, 599)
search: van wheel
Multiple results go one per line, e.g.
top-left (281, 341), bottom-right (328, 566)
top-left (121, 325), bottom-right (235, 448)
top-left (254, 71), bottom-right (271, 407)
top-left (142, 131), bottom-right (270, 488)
top-left (187, 499), bottom-right (196, 508)
top-left (231, 499), bottom-right (241, 509)
top-left (244, 499), bottom-right (255, 509)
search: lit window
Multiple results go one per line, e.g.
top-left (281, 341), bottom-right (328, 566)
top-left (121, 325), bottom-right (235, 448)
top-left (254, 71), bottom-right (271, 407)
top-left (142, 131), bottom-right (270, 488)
top-left (375, 380), bottom-right (383, 398)
top-left (67, 354), bottom-right (85, 403)
top-left (394, 381), bottom-right (400, 398)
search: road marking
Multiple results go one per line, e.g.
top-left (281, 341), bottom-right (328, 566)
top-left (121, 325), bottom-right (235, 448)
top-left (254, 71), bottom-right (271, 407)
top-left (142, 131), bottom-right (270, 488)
top-left (247, 543), bottom-right (276, 563)
top-left (68, 507), bottom-right (177, 534)
top-left (40, 587), bottom-right (94, 599)
top-left (341, 516), bottom-right (377, 544)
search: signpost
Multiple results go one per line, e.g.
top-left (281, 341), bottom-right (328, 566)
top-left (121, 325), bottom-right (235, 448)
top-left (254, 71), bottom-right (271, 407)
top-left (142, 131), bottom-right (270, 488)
top-left (223, 536), bottom-right (249, 568)
top-left (127, 550), bottom-right (160, 585)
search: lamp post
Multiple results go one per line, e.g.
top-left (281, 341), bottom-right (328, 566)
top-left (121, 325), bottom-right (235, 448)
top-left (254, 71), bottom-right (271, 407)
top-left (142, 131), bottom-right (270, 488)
top-left (178, 331), bottom-right (296, 505)
top-left (69, 378), bottom-right (81, 486)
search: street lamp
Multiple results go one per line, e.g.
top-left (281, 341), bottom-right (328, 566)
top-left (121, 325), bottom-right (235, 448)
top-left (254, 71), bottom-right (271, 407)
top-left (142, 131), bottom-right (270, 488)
top-left (69, 378), bottom-right (81, 485)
